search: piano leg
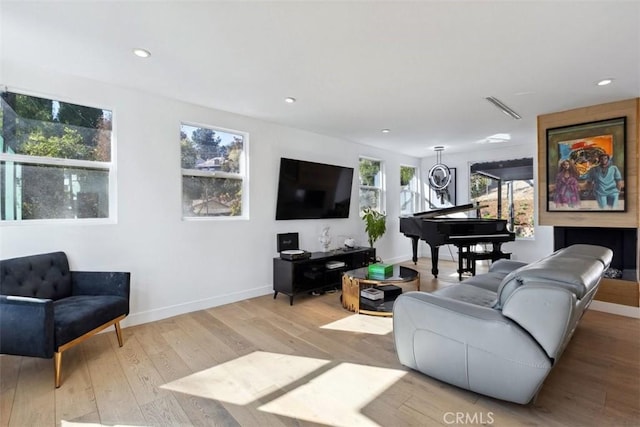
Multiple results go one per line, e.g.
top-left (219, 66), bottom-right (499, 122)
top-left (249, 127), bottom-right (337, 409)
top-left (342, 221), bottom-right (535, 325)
top-left (430, 245), bottom-right (440, 278)
top-left (457, 245), bottom-right (471, 281)
top-left (411, 237), bottom-right (419, 264)
top-left (491, 243), bottom-right (512, 262)
top-left (456, 243), bottom-right (512, 281)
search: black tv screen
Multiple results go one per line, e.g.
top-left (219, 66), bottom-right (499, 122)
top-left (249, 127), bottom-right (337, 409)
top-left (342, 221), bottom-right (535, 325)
top-left (275, 158), bottom-right (354, 220)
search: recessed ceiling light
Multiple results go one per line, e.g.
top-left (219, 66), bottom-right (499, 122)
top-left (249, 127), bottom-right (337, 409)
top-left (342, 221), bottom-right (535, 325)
top-left (285, 97), bottom-right (296, 104)
top-left (381, 129), bottom-right (390, 134)
top-left (132, 48), bottom-right (151, 58)
top-left (597, 78), bottom-right (613, 86)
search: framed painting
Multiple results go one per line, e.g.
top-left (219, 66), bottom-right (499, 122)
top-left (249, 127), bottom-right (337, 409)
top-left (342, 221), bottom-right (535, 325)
top-left (546, 117), bottom-right (626, 212)
top-left (428, 167), bottom-right (456, 209)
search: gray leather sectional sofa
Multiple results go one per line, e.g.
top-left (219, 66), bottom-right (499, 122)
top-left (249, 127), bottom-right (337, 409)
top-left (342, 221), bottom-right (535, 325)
top-left (393, 244), bottom-right (612, 404)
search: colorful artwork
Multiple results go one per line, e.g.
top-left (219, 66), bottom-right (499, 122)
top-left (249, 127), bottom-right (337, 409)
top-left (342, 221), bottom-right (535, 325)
top-left (557, 135), bottom-right (613, 177)
top-left (546, 117), bottom-right (626, 212)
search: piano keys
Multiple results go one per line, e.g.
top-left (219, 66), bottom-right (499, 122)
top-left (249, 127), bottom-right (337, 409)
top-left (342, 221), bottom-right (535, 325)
top-left (399, 204), bottom-right (515, 279)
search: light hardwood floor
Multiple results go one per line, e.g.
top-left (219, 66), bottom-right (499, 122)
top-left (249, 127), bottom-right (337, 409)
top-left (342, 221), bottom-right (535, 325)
top-left (1, 259), bottom-right (639, 427)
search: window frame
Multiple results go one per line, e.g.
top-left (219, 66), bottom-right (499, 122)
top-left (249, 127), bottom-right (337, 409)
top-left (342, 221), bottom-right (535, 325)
top-left (180, 121), bottom-right (249, 221)
top-left (400, 164), bottom-right (420, 215)
top-left (0, 89), bottom-right (116, 224)
top-left (358, 156), bottom-right (385, 214)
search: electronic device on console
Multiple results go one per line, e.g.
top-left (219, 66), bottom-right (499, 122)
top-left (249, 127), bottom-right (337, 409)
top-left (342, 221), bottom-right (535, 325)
top-left (280, 249), bottom-right (311, 261)
top-left (325, 260), bottom-right (346, 269)
top-left (277, 232), bottom-right (311, 260)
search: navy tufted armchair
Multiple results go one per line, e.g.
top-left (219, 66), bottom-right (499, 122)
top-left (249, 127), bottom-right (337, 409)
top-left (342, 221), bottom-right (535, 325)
top-left (0, 251), bottom-right (130, 387)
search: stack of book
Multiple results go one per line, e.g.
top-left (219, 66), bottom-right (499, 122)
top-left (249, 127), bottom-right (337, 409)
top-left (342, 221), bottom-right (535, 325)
top-left (360, 287), bottom-right (384, 301)
top-left (367, 263), bottom-right (393, 279)
top-left (360, 287), bottom-right (386, 311)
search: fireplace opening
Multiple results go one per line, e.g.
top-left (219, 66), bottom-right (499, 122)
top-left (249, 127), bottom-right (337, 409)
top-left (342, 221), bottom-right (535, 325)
top-left (554, 226), bottom-right (638, 281)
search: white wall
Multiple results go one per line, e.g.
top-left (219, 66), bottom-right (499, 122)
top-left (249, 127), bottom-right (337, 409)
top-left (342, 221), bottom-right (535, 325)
top-left (421, 143), bottom-right (554, 264)
top-left (0, 63), bottom-right (420, 327)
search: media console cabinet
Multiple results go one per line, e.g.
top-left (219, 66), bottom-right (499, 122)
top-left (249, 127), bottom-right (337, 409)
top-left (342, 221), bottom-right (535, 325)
top-left (273, 247), bottom-right (375, 305)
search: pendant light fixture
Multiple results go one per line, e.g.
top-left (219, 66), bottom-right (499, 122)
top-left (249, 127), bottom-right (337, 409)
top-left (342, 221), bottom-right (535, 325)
top-left (428, 146), bottom-right (451, 190)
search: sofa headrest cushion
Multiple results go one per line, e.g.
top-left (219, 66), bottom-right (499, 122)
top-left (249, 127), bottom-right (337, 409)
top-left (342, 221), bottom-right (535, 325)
top-left (511, 256), bottom-right (605, 297)
top-left (0, 252), bottom-right (72, 300)
top-left (551, 244), bottom-right (613, 268)
top-left (494, 245), bottom-right (610, 309)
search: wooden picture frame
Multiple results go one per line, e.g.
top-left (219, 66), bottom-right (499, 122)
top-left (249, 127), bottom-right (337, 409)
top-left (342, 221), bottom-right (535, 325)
top-left (546, 117), bottom-right (626, 212)
top-left (428, 167), bottom-right (456, 209)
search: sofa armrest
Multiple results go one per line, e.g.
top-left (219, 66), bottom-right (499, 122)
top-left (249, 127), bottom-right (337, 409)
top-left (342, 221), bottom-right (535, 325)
top-left (393, 291), bottom-right (552, 404)
top-left (71, 271), bottom-right (130, 299)
top-left (0, 295), bottom-right (55, 358)
top-left (393, 292), bottom-right (551, 367)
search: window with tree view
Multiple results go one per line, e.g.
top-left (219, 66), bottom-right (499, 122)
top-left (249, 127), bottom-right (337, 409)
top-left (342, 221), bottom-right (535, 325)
top-left (180, 123), bottom-right (247, 218)
top-left (469, 158), bottom-right (534, 238)
top-left (400, 165), bottom-right (419, 215)
top-left (359, 157), bottom-right (383, 213)
top-left (0, 91), bottom-right (112, 221)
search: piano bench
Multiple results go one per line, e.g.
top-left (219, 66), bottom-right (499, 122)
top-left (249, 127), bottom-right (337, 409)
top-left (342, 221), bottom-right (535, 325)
top-left (457, 249), bottom-right (511, 280)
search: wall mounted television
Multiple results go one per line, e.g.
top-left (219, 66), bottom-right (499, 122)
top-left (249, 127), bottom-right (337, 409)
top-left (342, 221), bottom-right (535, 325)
top-left (275, 157), bottom-right (354, 220)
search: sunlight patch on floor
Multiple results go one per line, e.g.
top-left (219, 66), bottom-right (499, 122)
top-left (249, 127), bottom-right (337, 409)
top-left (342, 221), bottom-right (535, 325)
top-left (160, 351), bottom-right (407, 426)
top-left (258, 362), bottom-right (406, 426)
top-left (160, 351), bottom-right (330, 405)
top-left (61, 423), bottom-right (134, 427)
top-left (320, 314), bottom-right (393, 335)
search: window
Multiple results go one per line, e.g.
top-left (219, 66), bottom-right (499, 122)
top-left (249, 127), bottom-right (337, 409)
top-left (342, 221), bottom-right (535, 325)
top-left (359, 157), bottom-right (383, 212)
top-left (469, 158), bottom-right (534, 238)
top-left (180, 123), bottom-right (247, 218)
top-left (400, 165), bottom-right (419, 215)
top-left (0, 91), bottom-right (112, 221)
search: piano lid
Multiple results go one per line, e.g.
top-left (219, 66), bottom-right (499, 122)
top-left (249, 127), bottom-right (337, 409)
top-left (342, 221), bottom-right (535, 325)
top-left (408, 203), bottom-right (478, 219)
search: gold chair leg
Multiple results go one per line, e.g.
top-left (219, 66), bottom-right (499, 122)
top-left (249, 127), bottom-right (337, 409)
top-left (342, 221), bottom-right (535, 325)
top-left (115, 321), bottom-right (123, 347)
top-left (51, 315), bottom-right (126, 388)
top-left (54, 352), bottom-right (62, 388)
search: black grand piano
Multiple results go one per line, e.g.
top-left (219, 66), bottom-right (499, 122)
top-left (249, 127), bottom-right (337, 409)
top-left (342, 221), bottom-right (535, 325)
top-left (400, 203), bottom-right (515, 279)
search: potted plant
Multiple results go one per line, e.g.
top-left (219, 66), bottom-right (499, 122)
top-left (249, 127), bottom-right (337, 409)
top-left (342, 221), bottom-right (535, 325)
top-left (362, 207), bottom-right (386, 248)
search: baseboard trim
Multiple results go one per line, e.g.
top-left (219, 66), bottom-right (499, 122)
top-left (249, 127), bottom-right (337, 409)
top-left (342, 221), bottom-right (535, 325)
top-left (383, 255), bottom-right (415, 264)
top-left (122, 285), bottom-right (273, 327)
top-left (590, 300), bottom-right (640, 318)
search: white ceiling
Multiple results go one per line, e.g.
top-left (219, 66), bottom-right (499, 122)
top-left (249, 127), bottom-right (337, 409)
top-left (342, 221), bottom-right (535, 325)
top-left (2, 1), bottom-right (639, 158)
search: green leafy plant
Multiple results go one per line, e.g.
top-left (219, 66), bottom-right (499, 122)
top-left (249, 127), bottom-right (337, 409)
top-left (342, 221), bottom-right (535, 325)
top-left (361, 207), bottom-right (387, 248)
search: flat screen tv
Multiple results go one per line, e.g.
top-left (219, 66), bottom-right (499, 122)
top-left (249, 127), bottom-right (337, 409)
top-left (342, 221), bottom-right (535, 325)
top-left (275, 158), bottom-right (354, 220)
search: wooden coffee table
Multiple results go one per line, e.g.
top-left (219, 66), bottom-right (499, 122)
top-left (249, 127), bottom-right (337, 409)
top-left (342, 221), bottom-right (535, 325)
top-left (341, 265), bottom-right (420, 317)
